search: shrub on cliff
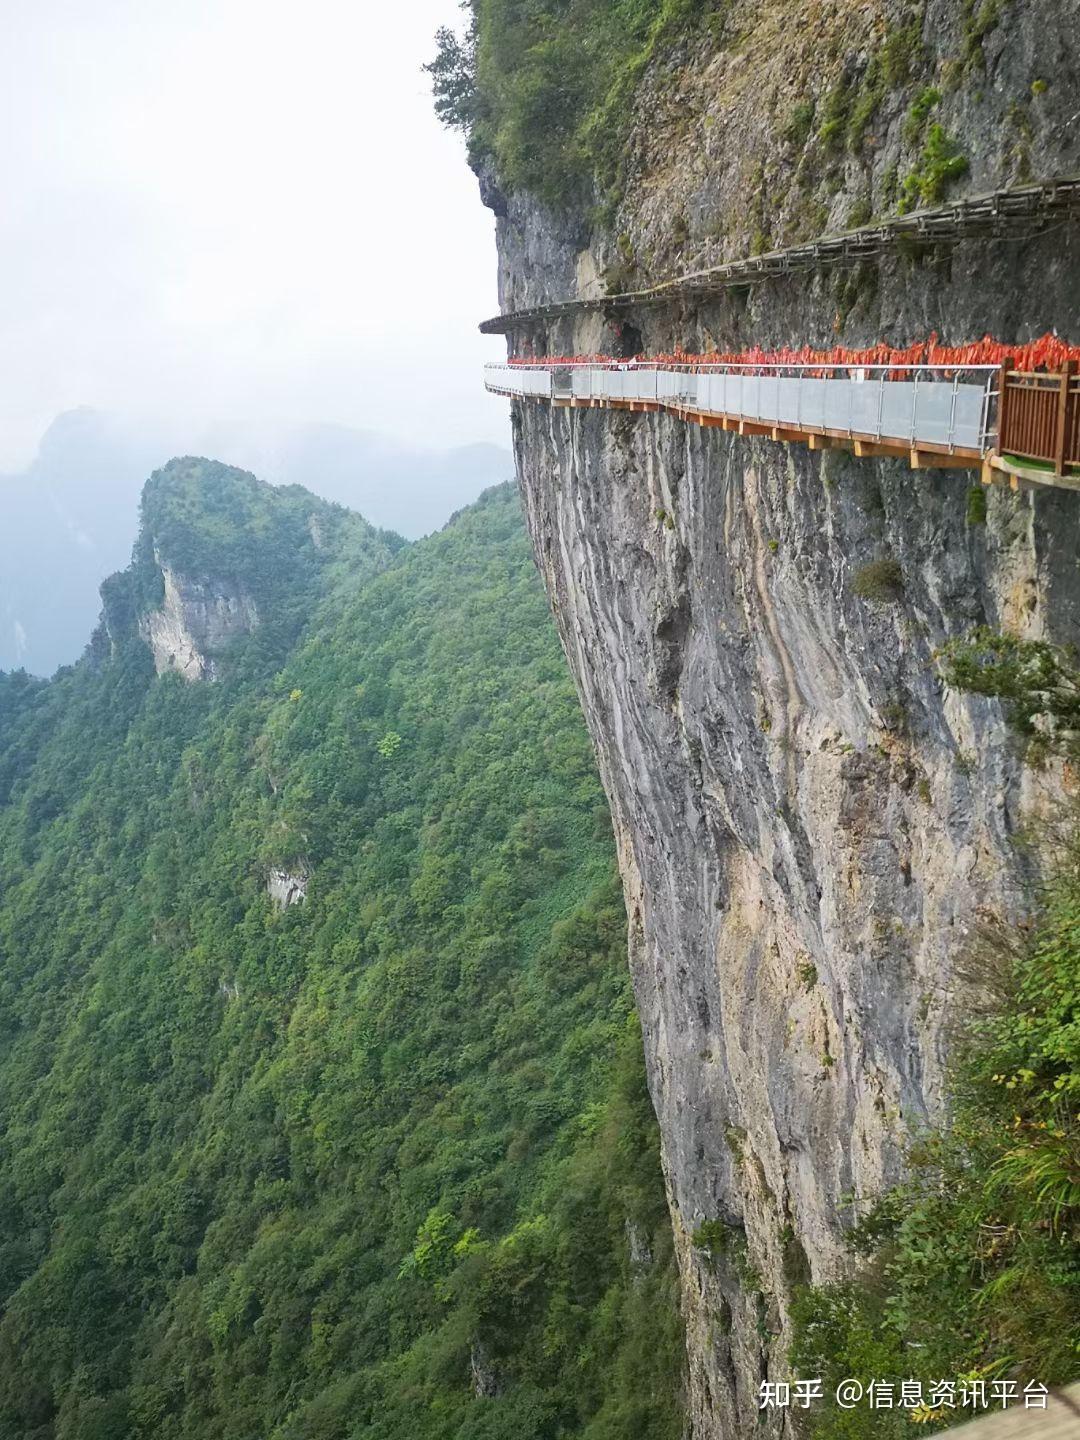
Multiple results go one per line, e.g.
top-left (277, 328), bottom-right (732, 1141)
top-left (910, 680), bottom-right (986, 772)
top-left (852, 557), bottom-right (904, 604)
top-left (789, 631), bottom-right (1080, 1434)
top-left (791, 852), bottom-right (1080, 1432)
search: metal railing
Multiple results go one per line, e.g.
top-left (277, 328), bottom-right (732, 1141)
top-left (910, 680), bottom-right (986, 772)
top-left (485, 361), bottom-right (1000, 454)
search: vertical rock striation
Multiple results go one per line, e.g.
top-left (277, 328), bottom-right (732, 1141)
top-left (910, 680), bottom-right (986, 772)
top-left (481, 5), bottom-right (1080, 1424)
top-left (512, 399), bottom-right (1077, 1435)
top-left (141, 562), bottom-right (258, 681)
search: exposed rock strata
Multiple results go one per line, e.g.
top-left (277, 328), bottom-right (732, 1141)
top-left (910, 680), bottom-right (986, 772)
top-left (513, 399), bottom-right (1079, 1435)
top-left (267, 867), bottom-right (309, 908)
top-left (491, 0), bottom-right (1080, 328)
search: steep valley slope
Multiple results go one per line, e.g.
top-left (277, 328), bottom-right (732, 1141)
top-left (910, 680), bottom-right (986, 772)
top-left (0, 461), bottom-right (684, 1440)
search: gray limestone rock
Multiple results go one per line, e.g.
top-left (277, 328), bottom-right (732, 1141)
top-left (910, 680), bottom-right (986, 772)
top-left (478, 6), bottom-right (1080, 1430)
top-left (512, 400), bottom-right (1077, 1437)
top-left (267, 868), bottom-right (309, 909)
top-left (140, 563), bottom-right (258, 681)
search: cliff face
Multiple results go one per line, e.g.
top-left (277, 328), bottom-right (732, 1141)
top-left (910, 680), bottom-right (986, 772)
top-left (514, 405), bottom-right (1078, 1437)
top-left (141, 561), bottom-right (259, 681)
top-left (484, 4), bottom-right (1080, 1435)
top-left (492, 0), bottom-right (1080, 331)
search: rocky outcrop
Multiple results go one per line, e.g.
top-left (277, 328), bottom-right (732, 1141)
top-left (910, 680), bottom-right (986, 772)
top-left (469, 1342), bottom-right (502, 1400)
top-left (490, 0), bottom-right (1080, 340)
top-left (141, 563), bottom-right (258, 681)
top-left (267, 867), bottom-right (309, 908)
top-left (483, 4), bottom-right (1080, 1435)
top-left (476, 156), bottom-right (594, 320)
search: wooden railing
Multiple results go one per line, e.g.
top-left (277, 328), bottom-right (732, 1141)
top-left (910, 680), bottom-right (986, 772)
top-left (998, 360), bottom-right (1080, 475)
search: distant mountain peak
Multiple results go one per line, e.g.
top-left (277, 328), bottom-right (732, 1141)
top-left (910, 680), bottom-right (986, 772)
top-left (98, 458), bottom-right (402, 682)
top-left (1, 414), bottom-right (509, 676)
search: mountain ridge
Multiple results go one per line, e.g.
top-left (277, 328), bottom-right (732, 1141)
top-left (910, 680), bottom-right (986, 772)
top-left (1, 413), bottom-right (512, 677)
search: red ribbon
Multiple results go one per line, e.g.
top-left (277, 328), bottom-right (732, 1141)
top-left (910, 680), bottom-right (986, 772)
top-left (509, 333), bottom-right (1079, 374)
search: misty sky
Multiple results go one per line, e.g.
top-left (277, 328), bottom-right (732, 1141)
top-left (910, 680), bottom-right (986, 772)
top-left (1, 0), bottom-right (507, 472)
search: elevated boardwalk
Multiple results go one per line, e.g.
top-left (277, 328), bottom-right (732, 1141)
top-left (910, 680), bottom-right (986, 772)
top-left (486, 359), bottom-right (1080, 491)
top-left (480, 176), bottom-right (1080, 336)
top-left (943, 1383), bottom-right (1080, 1438)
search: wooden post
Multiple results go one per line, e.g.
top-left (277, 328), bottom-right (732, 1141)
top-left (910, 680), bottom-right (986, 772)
top-left (996, 356), bottom-right (1014, 456)
top-left (1053, 359), bottom-right (1076, 477)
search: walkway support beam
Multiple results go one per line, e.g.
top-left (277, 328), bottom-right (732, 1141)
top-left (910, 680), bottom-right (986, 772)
top-left (1054, 360), bottom-right (1077, 477)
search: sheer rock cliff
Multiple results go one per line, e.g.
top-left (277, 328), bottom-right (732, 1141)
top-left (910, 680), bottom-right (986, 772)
top-left (482, 3), bottom-right (1080, 1434)
top-left (513, 403), bottom-right (1076, 1438)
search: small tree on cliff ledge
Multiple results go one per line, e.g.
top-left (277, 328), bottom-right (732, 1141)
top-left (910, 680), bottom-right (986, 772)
top-left (424, 13), bottom-right (478, 133)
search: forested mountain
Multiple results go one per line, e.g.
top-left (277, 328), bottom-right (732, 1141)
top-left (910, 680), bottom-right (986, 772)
top-left (0, 461), bottom-right (682, 1440)
top-left (0, 412), bottom-right (510, 677)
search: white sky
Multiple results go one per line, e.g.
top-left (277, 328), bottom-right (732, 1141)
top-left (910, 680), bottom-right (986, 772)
top-left (0, 0), bottom-right (507, 470)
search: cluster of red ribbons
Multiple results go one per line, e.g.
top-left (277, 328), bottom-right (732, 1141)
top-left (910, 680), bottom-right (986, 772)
top-left (510, 353), bottom-right (612, 365)
top-left (510, 332), bottom-right (1080, 375)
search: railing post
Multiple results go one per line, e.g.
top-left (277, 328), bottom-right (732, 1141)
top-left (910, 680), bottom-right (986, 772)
top-left (977, 372), bottom-right (992, 454)
top-left (996, 357), bottom-right (1014, 455)
top-left (947, 374), bottom-right (959, 452)
top-left (1054, 360), bottom-right (1076, 477)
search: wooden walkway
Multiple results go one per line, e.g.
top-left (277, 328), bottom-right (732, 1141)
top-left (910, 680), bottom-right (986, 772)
top-left (480, 175), bottom-right (1080, 337)
top-left (942, 1383), bottom-right (1080, 1438)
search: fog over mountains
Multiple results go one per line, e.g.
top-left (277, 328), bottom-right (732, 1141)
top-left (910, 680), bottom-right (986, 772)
top-left (0, 409), bottom-right (511, 675)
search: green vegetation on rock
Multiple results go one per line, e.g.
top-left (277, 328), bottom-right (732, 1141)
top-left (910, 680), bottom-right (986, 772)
top-left (852, 558), bottom-right (905, 604)
top-left (898, 120), bottom-right (969, 212)
top-left (0, 466), bottom-right (684, 1440)
top-left (789, 630), bottom-right (1080, 1435)
top-left (790, 845), bottom-right (1080, 1433)
top-left (430, 1), bottom-right (980, 230)
top-left (427, 0), bottom-right (715, 210)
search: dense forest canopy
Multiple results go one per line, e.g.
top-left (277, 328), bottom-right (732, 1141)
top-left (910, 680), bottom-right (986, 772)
top-left (0, 463), bottom-right (683, 1440)
top-left (3, 461), bottom-right (1076, 1440)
